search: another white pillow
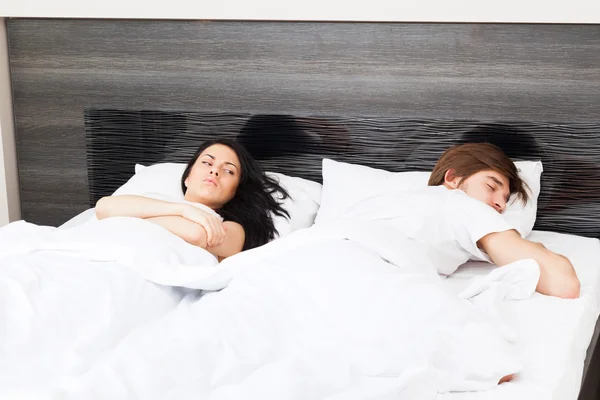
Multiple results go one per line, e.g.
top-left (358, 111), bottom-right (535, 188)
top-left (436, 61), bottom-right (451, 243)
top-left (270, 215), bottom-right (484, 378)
top-left (267, 172), bottom-right (321, 238)
top-left (112, 163), bottom-right (186, 198)
top-left (316, 159), bottom-right (543, 238)
top-left (501, 161), bottom-right (542, 238)
top-left (113, 163), bottom-right (322, 239)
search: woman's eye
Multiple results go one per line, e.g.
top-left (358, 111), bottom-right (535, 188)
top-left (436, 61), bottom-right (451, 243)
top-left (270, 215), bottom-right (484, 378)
top-left (487, 184), bottom-right (494, 190)
top-left (202, 161), bottom-right (211, 166)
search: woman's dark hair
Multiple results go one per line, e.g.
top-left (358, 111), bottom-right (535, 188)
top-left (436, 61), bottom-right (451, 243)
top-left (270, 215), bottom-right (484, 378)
top-left (181, 138), bottom-right (290, 251)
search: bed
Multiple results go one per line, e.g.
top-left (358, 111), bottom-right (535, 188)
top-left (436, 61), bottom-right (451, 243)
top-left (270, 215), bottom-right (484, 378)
top-left (2, 110), bottom-right (600, 398)
top-left (54, 212), bottom-right (600, 400)
top-left (3, 111), bottom-right (576, 399)
top-left (6, 19), bottom-right (600, 399)
top-left (7, 227), bottom-right (586, 400)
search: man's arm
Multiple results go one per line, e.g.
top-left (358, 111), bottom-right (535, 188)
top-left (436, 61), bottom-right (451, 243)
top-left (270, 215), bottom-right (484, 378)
top-left (146, 216), bottom-right (245, 260)
top-left (478, 229), bottom-right (580, 299)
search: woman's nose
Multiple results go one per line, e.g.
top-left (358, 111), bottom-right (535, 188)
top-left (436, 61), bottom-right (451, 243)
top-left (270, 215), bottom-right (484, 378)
top-left (209, 170), bottom-right (219, 177)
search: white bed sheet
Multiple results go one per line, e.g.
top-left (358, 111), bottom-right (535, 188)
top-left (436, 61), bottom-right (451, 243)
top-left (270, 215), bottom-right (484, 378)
top-left (441, 230), bottom-right (600, 400)
top-left (57, 211), bottom-right (600, 399)
top-left (59, 208), bottom-right (96, 229)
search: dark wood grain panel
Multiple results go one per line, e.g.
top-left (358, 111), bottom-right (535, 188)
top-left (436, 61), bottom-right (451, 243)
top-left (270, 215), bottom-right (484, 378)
top-left (7, 19), bottom-right (600, 227)
top-left (9, 20), bottom-right (600, 120)
top-left (82, 110), bottom-right (600, 240)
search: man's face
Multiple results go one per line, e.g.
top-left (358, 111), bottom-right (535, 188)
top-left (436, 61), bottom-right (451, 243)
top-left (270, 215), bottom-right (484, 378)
top-left (445, 170), bottom-right (511, 213)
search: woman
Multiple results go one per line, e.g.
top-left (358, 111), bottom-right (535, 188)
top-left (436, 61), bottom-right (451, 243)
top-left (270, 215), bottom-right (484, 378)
top-left (96, 138), bottom-right (289, 260)
top-left (0, 140), bottom-right (289, 393)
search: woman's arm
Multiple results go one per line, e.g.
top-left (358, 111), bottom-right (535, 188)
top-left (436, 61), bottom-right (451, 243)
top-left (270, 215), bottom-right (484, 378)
top-left (478, 229), bottom-right (580, 299)
top-left (146, 217), bottom-right (245, 260)
top-left (96, 195), bottom-right (182, 220)
top-left (145, 216), bottom-right (208, 248)
top-left (96, 195), bottom-right (226, 246)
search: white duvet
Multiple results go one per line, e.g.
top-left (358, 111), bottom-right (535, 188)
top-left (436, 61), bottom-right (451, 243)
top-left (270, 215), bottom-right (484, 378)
top-left (1, 213), bottom-right (542, 399)
top-left (0, 217), bottom-right (218, 395)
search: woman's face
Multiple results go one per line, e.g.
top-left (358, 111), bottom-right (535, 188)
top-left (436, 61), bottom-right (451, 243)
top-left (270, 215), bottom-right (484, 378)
top-left (184, 144), bottom-right (242, 209)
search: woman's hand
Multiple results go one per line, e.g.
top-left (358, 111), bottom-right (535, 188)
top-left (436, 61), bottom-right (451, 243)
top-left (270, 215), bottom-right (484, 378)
top-left (180, 205), bottom-right (226, 247)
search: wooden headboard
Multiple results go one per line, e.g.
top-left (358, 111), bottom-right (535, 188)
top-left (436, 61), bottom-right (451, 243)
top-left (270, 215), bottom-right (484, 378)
top-left (84, 109), bottom-right (600, 239)
top-left (7, 19), bottom-right (600, 235)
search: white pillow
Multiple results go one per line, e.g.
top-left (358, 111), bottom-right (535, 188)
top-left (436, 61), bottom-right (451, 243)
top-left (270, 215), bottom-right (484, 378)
top-left (316, 158), bottom-right (543, 238)
top-left (112, 163), bottom-right (322, 239)
top-left (112, 163), bottom-right (187, 197)
top-left (267, 172), bottom-right (321, 238)
top-left (501, 161), bottom-right (542, 238)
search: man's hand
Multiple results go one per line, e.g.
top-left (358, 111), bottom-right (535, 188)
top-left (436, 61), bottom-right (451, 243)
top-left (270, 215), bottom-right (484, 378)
top-left (478, 230), bottom-right (580, 299)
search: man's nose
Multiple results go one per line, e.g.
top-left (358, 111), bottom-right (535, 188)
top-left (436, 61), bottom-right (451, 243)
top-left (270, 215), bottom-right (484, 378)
top-left (494, 199), bottom-right (505, 213)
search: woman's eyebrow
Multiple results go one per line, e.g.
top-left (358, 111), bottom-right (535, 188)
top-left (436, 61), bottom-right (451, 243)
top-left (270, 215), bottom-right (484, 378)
top-left (224, 161), bottom-right (239, 170)
top-left (203, 154), bottom-right (238, 170)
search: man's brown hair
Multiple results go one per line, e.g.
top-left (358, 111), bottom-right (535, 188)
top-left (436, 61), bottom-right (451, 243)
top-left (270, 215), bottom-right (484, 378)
top-left (428, 143), bottom-right (530, 204)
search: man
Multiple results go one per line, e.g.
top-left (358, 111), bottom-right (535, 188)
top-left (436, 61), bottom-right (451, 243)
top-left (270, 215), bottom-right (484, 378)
top-left (429, 142), bottom-right (580, 299)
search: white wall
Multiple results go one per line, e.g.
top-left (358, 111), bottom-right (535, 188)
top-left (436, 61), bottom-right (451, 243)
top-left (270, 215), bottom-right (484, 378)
top-left (1, 0), bottom-right (600, 23)
top-left (0, 18), bottom-right (20, 225)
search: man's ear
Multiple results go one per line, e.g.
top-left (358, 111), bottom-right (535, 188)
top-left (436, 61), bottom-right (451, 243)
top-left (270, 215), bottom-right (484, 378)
top-left (444, 169), bottom-right (460, 189)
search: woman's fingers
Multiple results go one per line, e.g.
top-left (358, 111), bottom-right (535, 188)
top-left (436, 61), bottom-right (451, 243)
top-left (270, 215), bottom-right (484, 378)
top-left (217, 219), bottom-right (226, 245)
top-left (200, 215), bottom-right (214, 246)
top-left (182, 205), bottom-right (226, 247)
top-left (204, 214), bottom-right (224, 247)
top-left (209, 217), bottom-right (220, 247)
top-left (212, 217), bottom-right (226, 247)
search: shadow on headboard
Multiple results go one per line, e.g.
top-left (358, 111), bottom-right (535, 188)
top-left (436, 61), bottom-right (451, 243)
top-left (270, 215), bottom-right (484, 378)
top-left (85, 109), bottom-right (600, 239)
